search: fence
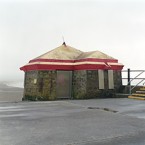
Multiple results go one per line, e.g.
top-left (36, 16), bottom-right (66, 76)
top-left (122, 69), bottom-right (145, 94)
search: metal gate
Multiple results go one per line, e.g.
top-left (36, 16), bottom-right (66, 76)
top-left (56, 71), bottom-right (72, 99)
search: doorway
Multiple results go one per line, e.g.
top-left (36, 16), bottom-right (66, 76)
top-left (56, 71), bottom-right (72, 99)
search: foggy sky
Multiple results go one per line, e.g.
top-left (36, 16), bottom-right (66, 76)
top-left (0, 0), bottom-right (145, 82)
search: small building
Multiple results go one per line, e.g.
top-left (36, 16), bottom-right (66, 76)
top-left (20, 42), bottom-right (124, 101)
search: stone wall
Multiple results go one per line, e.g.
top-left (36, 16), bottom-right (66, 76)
top-left (72, 70), bottom-right (122, 99)
top-left (37, 71), bottom-right (57, 100)
top-left (23, 70), bottom-right (57, 101)
top-left (86, 70), bottom-right (102, 98)
top-left (72, 70), bottom-right (87, 99)
top-left (87, 70), bottom-right (122, 98)
top-left (23, 71), bottom-right (38, 100)
top-left (113, 70), bottom-right (122, 92)
top-left (23, 70), bottom-right (122, 101)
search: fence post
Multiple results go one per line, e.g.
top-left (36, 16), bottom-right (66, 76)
top-left (127, 68), bottom-right (130, 85)
top-left (127, 68), bottom-right (131, 94)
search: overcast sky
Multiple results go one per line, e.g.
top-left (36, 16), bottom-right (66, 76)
top-left (0, 0), bottom-right (145, 82)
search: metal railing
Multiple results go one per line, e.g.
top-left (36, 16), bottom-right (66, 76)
top-left (122, 69), bottom-right (145, 94)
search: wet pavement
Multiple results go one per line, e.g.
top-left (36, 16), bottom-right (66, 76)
top-left (0, 98), bottom-right (145, 145)
top-left (68, 98), bottom-right (145, 119)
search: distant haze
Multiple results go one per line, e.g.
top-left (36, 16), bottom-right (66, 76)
top-left (0, 0), bottom-right (145, 82)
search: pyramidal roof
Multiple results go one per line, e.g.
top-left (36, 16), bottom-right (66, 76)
top-left (76, 51), bottom-right (115, 60)
top-left (33, 42), bottom-right (83, 60)
top-left (32, 42), bottom-right (115, 61)
top-left (20, 42), bottom-right (124, 71)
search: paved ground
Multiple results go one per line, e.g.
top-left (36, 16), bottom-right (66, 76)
top-left (0, 91), bottom-right (23, 102)
top-left (0, 98), bottom-right (145, 145)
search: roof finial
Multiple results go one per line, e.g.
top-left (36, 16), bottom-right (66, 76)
top-left (62, 36), bottom-right (66, 46)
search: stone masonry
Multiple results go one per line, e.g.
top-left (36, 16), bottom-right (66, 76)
top-left (23, 70), bottom-right (122, 101)
top-left (72, 70), bottom-right (87, 99)
top-left (23, 70), bottom-right (57, 101)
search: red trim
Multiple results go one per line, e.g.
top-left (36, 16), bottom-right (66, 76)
top-left (20, 64), bottom-right (123, 71)
top-left (75, 58), bottom-right (118, 63)
top-left (29, 58), bottom-right (118, 63)
top-left (21, 58), bottom-right (123, 72)
top-left (29, 59), bottom-right (75, 63)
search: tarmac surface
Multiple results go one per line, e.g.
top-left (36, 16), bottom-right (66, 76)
top-left (1, 98), bottom-right (145, 145)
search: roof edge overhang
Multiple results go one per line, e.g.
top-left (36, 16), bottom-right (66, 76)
top-left (20, 60), bottom-right (124, 72)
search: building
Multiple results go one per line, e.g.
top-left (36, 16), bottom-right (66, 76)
top-left (20, 42), bottom-right (124, 101)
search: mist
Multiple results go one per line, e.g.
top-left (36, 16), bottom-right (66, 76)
top-left (0, 0), bottom-right (145, 84)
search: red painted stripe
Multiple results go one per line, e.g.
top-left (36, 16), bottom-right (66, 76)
top-left (74, 58), bottom-right (118, 63)
top-left (29, 59), bottom-right (75, 63)
top-left (29, 58), bottom-right (118, 63)
top-left (20, 64), bottom-right (123, 71)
